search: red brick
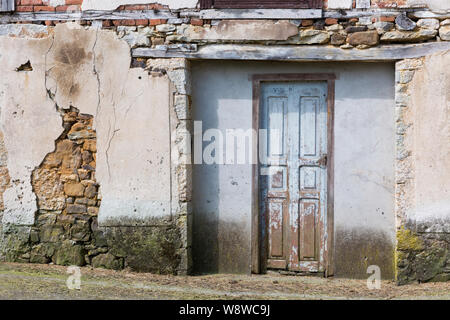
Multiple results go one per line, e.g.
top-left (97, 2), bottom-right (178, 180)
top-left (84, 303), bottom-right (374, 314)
top-left (112, 20), bottom-right (136, 26)
top-left (65, 0), bottom-right (82, 5)
top-left (380, 16), bottom-right (396, 22)
top-left (149, 19), bottom-right (167, 26)
top-left (55, 5), bottom-right (68, 11)
top-left (301, 20), bottom-right (314, 27)
top-left (325, 18), bottom-right (338, 25)
top-left (121, 19), bottom-right (136, 26)
top-left (20, 0), bottom-right (42, 5)
top-left (34, 5), bottom-right (55, 12)
top-left (135, 19), bottom-right (149, 26)
top-left (190, 18), bottom-right (203, 26)
top-left (16, 5), bottom-right (33, 11)
top-left (124, 5), bottom-right (149, 10)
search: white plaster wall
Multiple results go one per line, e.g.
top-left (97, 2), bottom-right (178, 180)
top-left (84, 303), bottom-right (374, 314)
top-left (192, 61), bottom-right (395, 274)
top-left (82, 0), bottom-right (199, 11)
top-left (192, 64), bottom-right (253, 273)
top-left (0, 37), bottom-right (61, 225)
top-left (409, 51), bottom-right (450, 226)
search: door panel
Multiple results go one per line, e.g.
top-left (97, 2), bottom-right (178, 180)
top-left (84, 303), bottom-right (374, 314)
top-left (260, 81), bottom-right (328, 273)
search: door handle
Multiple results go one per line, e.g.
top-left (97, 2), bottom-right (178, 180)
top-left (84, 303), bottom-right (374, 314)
top-left (318, 154), bottom-right (328, 167)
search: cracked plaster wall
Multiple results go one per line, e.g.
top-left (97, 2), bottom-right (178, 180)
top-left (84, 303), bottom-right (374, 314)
top-left (0, 23), bottom-right (174, 228)
top-left (395, 51), bottom-right (450, 230)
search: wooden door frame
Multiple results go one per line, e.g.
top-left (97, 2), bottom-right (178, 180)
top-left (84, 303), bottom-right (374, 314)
top-left (251, 73), bottom-right (336, 276)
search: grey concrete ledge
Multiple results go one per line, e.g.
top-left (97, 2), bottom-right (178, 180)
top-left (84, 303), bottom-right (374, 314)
top-left (132, 42), bottom-right (450, 62)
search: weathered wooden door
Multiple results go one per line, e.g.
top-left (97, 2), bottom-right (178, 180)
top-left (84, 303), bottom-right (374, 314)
top-left (260, 81), bottom-right (328, 273)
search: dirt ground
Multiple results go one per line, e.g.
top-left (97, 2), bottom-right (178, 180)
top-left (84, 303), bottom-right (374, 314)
top-left (0, 262), bottom-right (449, 300)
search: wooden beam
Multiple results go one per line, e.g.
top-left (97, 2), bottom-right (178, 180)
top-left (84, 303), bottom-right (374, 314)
top-left (180, 8), bottom-right (322, 19)
top-left (323, 8), bottom-right (418, 19)
top-left (0, 10), bottom-right (177, 23)
top-left (132, 42), bottom-right (450, 61)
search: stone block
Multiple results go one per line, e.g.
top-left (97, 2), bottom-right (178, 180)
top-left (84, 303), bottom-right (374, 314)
top-left (395, 12), bottom-right (417, 31)
top-left (53, 240), bottom-right (86, 266)
top-left (347, 31), bottom-right (379, 46)
top-left (331, 33), bottom-right (347, 45)
top-left (66, 204), bottom-right (87, 214)
top-left (92, 253), bottom-right (123, 270)
top-left (295, 29), bottom-right (330, 44)
top-left (180, 20), bottom-right (299, 42)
top-left (440, 25), bottom-right (450, 41)
top-left (64, 183), bottom-right (85, 197)
top-left (417, 19), bottom-right (440, 30)
top-left (381, 29), bottom-right (437, 42)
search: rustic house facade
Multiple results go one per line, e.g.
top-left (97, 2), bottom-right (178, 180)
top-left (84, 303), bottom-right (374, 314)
top-left (0, 0), bottom-right (449, 284)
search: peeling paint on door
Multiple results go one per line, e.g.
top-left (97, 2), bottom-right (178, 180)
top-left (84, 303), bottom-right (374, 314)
top-left (260, 81), bottom-right (328, 273)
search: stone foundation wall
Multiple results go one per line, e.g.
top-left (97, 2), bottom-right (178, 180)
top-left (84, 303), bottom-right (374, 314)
top-left (0, 108), bottom-right (113, 267)
top-left (396, 225), bottom-right (450, 283)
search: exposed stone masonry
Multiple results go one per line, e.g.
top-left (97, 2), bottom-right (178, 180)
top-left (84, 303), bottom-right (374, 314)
top-left (0, 107), bottom-right (124, 269)
top-left (113, 16), bottom-right (450, 50)
top-left (397, 227), bottom-right (450, 284)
